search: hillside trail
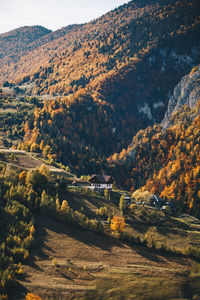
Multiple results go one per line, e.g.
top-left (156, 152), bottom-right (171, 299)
top-left (0, 148), bottom-right (74, 176)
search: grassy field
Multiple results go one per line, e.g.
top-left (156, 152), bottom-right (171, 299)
top-left (125, 216), bottom-right (200, 251)
top-left (9, 216), bottom-right (200, 300)
top-left (2, 150), bottom-right (200, 257)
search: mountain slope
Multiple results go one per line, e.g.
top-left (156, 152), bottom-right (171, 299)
top-left (0, 0), bottom-right (149, 84)
top-left (1, 0), bottom-right (200, 180)
top-left (16, 215), bottom-right (199, 300)
top-left (108, 66), bottom-right (200, 217)
top-left (5, 0), bottom-right (198, 162)
top-left (0, 24), bottom-right (84, 83)
top-left (0, 26), bottom-right (51, 61)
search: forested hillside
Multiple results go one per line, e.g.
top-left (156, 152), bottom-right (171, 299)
top-left (0, 0), bottom-right (194, 176)
top-left (1, 0), bottom-right (200, 153)
top-left (0, 160), bottom-right (106, 299)
top-left (0, 0), bottom-right (200, 217)
top-left (0, 1), bottom-right (200, 297)
top-left (15, 91), bottom-right (111, 175)
top-left (0, 26), bottom-right (51, 61)
top-left (1, 160), bottom-right (200, 299)
top-left (108, 99), bottom-right (200, 217)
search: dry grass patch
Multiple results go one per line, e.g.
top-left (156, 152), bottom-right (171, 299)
top-left (86, 271), bottom-right (188, 300)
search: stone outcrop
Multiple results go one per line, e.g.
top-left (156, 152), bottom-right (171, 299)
top-left (162, 65), bottom-right (200, 128)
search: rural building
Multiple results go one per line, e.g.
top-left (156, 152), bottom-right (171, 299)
top-left (71, 179), bottom-right (90, 188)
top-left (89, 174), bottom-right (114, 191)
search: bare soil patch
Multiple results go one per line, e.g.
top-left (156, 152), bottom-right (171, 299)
top-left (7, 154), bottom-right (43, 169)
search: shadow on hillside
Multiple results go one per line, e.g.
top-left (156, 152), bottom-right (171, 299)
top-left (129, 240), bottom-right (200, 266)
top-left (131, 244), bottom-right (166, 264)
top-left (8, 281), bottom-right (28, 300)
top-left (169, 218), bottom-right (192, 230)
top-left (34, 215), bottom-right (127, 253)
top-left (26, 215), bottom-right (198, 273)
top-left (154, 217), bottom-right (192, 238)
top-left (25, 217), bottom-right (55, 270)
top-left (156, 225), bottom-right (188, 238)
top-left (60, 191), bottom-right (115, 218)
top-left (128, 217), bottom-right (191, 237)
top-left (130, 243), bottom-right (191, 266)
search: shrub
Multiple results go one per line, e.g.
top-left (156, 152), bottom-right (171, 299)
top-left (132, 190), bottom-right (153, 204)
top-left (96, 206), bottom-right (108, 217)
top-left (186, 246), bottom-right (200, 258)
top-left (52, 258), bottom-right (58, 267)
top-left (19, 171), bottom-right (27, 184)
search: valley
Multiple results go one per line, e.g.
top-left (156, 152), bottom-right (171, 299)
top-left (0, 0), bottom-right (200, 299)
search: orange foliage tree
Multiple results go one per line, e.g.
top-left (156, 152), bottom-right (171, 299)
top-left (26, 293), bottom-right (42, 300)
top-left (110, 216), bottom-right (125, 234)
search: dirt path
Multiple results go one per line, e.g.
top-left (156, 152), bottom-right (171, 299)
top-left (0, 148), bottom-right (74, 176)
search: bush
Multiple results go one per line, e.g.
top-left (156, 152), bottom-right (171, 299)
top-left (96, 206), bottom-right (108, 217)
top-left (26, 168), bottom-right (47, 190)
top-left (132, 190), bottom-right (153, 204)
top-left (186, 246), bottom-right (200, 258)
top-left (52, 258), bottom-right (58, 267)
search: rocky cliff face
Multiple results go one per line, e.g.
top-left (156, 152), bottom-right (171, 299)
top-left (162, 65), bottom-right (200, 128)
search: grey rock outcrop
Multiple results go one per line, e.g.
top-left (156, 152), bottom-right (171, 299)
top-left (162, 65), bottom-right (200, 128)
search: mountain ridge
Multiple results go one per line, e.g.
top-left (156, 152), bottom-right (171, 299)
top-left (0, 25), bottom-right (52, 60)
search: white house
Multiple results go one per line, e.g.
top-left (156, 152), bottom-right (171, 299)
top-left (88, 174), bottom-right (114, 191)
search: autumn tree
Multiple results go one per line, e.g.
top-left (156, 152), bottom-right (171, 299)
top-left (104, 188), bottom-right (109, 199)
top-left (19, 170), bottom-right (27, 184)
top-left (110, 216), bottom-right (125, 235)
top-left (39, 164), bottom-right (50, 179)
top-left (119, 195), bottom-right (126, 215)
top-left (26, 169), bottom-right (47, 190)
top-left (26, 293), bottom-right (42, 300)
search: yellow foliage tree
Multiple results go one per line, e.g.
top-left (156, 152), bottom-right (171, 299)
top-left (61, 200), bottom-right (69, 212)
top-left (30, 225), bottom-right (35, 235)
top-left (30, 143), bottom-right (40, 153)
top-left (19, 171), bottom-right (27, 184)
top-left (132, 189), bottom-right (153, 203)
top-left (56, 198), bottom-right (60, 211)
top-left (39, 164), bottom-right (50, 178)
